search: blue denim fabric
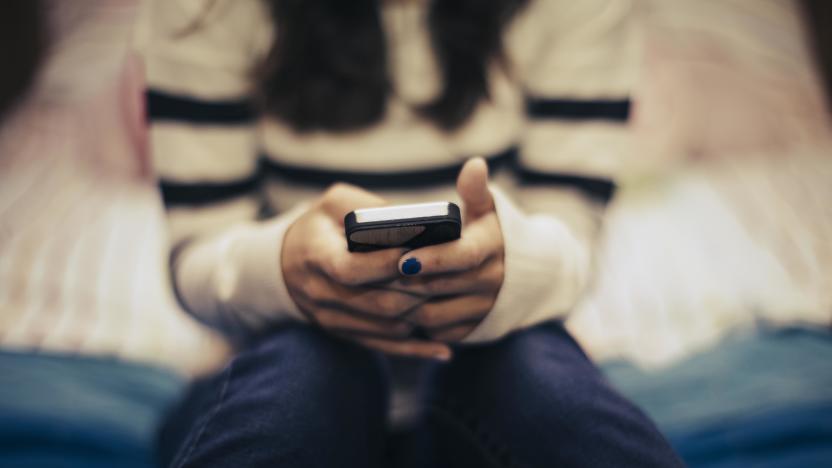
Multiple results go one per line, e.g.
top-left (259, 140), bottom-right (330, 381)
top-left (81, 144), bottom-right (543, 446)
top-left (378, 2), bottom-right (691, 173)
top-left (162, 322), bottom-right (682, 468)
top-left (0, 350), bottom-right (184, 468)
top-left (602, 327), bottom-right (832, 468)
top-left (160, 325), bottom-right (390, 468)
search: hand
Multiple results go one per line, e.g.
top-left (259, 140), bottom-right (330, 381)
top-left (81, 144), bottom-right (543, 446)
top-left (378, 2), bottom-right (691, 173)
top-left (389, 158), bottom-right (504, 342)
top-left (282, 183), bottom-right (452, 360)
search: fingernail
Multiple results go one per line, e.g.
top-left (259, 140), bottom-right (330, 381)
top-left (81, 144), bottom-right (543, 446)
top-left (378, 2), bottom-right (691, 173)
top-left (401, 257), bottom-right (421, 275)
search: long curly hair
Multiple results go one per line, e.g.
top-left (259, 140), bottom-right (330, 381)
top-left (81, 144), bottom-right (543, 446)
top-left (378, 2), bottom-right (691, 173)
top-left (256, 0), bottom-right (529, 133)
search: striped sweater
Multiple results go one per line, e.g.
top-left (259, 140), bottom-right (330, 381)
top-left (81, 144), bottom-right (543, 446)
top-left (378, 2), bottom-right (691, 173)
top-left (137, 0), bottom-right (639, 343)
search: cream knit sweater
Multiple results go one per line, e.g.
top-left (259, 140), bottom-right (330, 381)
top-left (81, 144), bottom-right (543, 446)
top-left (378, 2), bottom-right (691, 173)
top-left (137, 0), bottom-right (638, 343)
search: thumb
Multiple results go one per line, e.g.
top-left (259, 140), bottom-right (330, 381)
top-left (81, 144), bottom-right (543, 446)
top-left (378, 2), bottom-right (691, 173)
top-left (456, 157), bottom-right (494, 221)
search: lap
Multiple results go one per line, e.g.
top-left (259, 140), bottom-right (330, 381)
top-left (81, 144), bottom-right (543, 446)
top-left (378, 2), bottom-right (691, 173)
top-left (410, 321), bottom-right (683, 468)
top-left (161, 322), bottom-right (682, 468)
top-left (161, 325), bottom-right (389, 468)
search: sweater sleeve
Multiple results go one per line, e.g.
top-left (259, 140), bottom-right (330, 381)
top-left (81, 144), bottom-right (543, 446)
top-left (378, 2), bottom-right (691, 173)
top-left (136, 0), bottom-right (305, 341)
top-left (463, 0), bottom-right (639, 342)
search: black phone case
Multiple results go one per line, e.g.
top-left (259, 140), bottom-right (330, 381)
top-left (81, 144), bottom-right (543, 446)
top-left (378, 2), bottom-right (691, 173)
top-left (344, 203), bottom-right (461, 252)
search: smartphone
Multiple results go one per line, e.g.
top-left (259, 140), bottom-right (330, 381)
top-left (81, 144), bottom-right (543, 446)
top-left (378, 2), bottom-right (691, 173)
top-left (344, 201), bottom-right (461, 252)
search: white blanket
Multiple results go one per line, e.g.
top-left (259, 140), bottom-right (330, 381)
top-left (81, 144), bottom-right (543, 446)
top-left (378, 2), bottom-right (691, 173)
top-left (569, 0), bottom-right (832, 368)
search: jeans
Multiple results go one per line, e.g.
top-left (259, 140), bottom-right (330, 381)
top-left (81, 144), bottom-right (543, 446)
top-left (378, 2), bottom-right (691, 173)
top-left (160, 322), bottom-right (682, 468)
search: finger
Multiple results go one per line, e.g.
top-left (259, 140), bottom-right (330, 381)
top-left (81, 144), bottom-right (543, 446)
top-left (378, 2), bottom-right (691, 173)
top-left (294, 275), bottom-right (423, 320)
top-left (397, 214), bottom-right (502, 276)
top-left (320, 183), bottom-right (387, 223)
top-left (311, 308), bottom-right (412, 338)
top-left (428, 323), bottom-right (478, 343)
top-left (457, 157), bottom-right (494, 221)
top-left (385, 257), bottom-right (503, 297)
top-left (351, 336), bottom-right (452, 361)
top-left (335, 290), bottom-right (423, 320)
top-left (320, 280), bottom-right (425, 319)
top-left (409, 295), bottom-right (492, 329)
top-left (306, 212), bottom-right (403, 285)
top-left (315, 244), bottom-right (406, 286)
top-left (305, 211), bottom-right (406, 286)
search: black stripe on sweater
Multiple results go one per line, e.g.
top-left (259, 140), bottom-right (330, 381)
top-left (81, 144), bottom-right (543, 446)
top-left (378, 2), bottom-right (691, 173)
top-left (527, 98), bottom-right (630, 122)
top-left (263, 147), bottom-right (614, 203)
top-left (159, 174), bottom-right (260, 207)
top-left (146, 89), bottom-right (255, 125)
top-left (159, 147), bottom-right (615, 207)
top-left (517, 169), bottom-right (616, 203)
top-left (260, 147), bottom-right (518, 190)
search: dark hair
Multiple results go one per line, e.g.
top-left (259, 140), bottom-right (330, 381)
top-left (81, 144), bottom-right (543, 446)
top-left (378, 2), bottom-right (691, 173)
top-left (802, 0), bottom-right (832, 114)
top-left (256, 0), bottom-right (529, 133)
top-left (0, 0), bottom-right (47, 123)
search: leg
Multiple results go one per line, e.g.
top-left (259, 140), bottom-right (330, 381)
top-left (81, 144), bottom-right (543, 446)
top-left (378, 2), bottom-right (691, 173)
top-left (160, 325), bottom-right (389, 468)
top-left (415, 321), bottom-right (683, 468)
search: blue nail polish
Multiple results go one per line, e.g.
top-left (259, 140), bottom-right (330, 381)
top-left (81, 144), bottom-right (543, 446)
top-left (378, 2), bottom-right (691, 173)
top-left (402, 257), bottom-right (421, 275)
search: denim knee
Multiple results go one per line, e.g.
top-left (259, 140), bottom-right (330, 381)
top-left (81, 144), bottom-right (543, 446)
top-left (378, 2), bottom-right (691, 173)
top-left (424, 321), bottom-right (682, 468)
top-left (167, 325), bottom-right (390, 468)
top-left (230, 325), bottom-right (389, 423)
top-left (434, 322), bottom-right (606, 420)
